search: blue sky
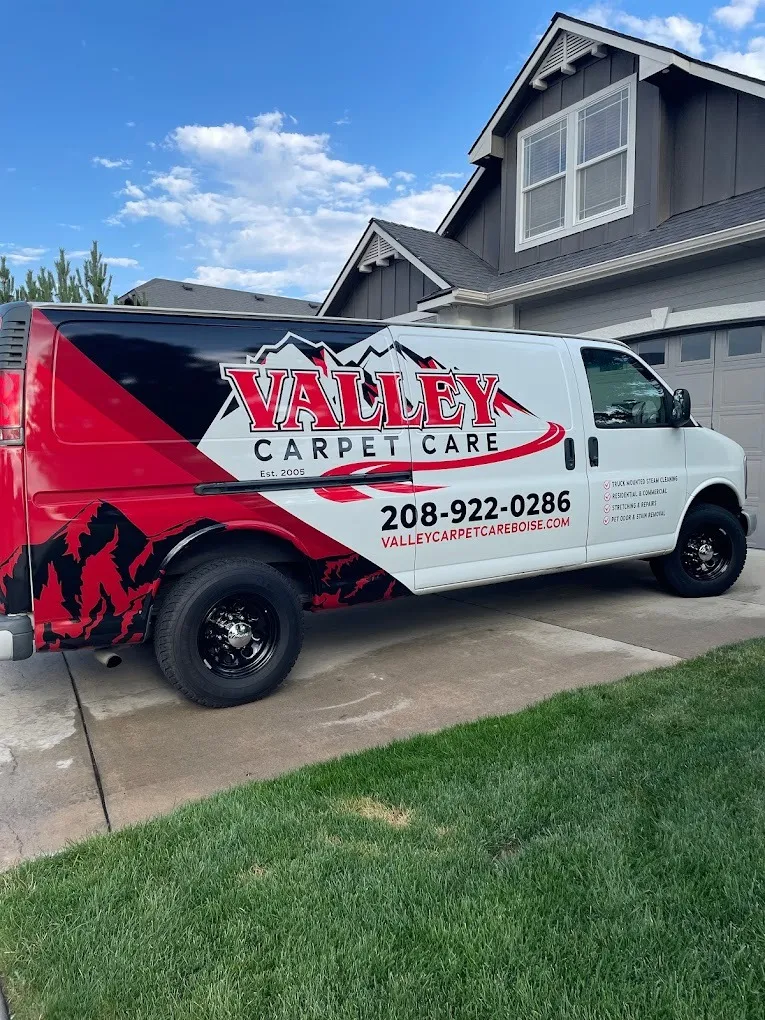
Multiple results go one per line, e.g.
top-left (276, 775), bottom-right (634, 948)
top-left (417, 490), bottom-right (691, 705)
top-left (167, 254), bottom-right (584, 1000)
top-left (3, 0), bottom-right (765, 300)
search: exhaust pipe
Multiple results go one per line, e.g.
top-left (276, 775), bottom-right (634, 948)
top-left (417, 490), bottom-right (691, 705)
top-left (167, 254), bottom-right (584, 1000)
top-left (94, 648), bottom-right (122, 669)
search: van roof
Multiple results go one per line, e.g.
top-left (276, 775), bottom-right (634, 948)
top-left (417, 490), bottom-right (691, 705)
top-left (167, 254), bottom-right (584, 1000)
top-left (10, 301), bottom-right (626, 346)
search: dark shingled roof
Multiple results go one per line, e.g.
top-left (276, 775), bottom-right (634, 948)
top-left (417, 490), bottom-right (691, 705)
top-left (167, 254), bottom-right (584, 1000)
top-left (376, 188), bottom-right (765, 298)
top-left (372, 219), bottom-right (499, 291)
top-left (485, 187), bottom-right (765, 292)
top-left (119, 278), bottom-right (319, 315)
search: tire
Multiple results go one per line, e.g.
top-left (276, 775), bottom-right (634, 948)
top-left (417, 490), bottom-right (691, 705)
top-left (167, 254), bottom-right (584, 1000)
top-left (649, 503), bottom-right (747, 598)
top-left (154, 557), bottom-right (304, 708)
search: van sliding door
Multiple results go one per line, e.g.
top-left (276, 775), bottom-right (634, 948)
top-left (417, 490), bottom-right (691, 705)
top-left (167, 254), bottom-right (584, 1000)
top-left (389, 328), bottom-right (590, 591)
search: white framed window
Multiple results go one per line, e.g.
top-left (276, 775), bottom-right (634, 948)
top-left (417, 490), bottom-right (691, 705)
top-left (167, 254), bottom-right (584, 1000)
top-left (516, 76), bottom-right (636, 251)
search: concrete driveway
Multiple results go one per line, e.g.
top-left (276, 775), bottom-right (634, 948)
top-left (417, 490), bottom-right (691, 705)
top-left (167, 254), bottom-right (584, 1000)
top-left (4, 553), bottom-right (765, 869)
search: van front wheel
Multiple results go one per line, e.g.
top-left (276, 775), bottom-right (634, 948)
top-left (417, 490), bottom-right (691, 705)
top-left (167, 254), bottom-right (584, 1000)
top-left (650, 503), bottom-right (746, 598)
top-left (154, 558), bottom-right (304, 707)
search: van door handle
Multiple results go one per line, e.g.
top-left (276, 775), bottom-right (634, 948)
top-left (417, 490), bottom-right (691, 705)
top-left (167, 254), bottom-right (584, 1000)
top-left (564, 438), bottom-right (575, 470)
top-left (588, 436), bottom-right (599, 467)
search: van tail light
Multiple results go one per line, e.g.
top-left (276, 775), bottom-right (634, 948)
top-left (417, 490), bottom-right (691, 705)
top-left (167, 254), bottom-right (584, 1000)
top-left (0, 370), bottom-right (24, 445)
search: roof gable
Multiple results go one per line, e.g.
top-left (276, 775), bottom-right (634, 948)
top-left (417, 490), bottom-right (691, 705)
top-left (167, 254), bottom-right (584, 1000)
top-left (318, 219), bottom-right (504, 316)
top-left (319, 221), bottom-right (450, 316)
top-left (468, 12), bottom-right (765, 164)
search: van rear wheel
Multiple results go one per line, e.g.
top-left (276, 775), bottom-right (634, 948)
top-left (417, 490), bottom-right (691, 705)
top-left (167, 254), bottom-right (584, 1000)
top-left (650, 503), bottom-right (746, 598)
top-left (154, 557), bottom-right (303, 707)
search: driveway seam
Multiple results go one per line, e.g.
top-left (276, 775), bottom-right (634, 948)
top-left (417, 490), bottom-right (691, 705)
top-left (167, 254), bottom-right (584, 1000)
top-left (715, 593), bottom-right (765, 610)
top-left (438, 594), bottom-right (683, 661)
top-left (63, 653), bottom-right (112, 833)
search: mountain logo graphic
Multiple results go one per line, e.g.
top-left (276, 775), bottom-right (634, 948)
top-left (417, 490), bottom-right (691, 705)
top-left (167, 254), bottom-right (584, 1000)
top-left (210, 332), bottom-right (565, 502)
top-left (219, 333), bottom-right (533, 434)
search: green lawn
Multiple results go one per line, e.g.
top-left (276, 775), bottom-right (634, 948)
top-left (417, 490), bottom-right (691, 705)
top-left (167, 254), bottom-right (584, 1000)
top-left (3, 642), bottom-right (765, 1019)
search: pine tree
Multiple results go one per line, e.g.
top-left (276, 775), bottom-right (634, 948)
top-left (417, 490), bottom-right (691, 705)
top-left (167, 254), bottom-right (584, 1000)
top-left (0, 257), bottom-right (15, 303)
top-left (53, 248), bottom-right (81, 303)
top-left (15, 268), bottom-right (55, 302)
top-left (76, 241), bottom-right (112, 303)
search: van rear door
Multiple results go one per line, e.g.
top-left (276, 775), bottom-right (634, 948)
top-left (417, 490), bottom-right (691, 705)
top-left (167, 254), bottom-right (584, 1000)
top-left (0, 303), bottom-right (33, 642)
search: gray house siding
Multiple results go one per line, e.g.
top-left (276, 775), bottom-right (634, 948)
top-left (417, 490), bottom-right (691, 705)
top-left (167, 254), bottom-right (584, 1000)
top-left (668, 83), bottom-right (765, 215)
top-left (517, 251), bottom-right (765, 334)
top-left (450, 55), bottom-right (765, 282)
top-left (497, 51), bottom-right (666, 275)
top-left (453, 170), bottom-right (501, 269)
top-left (333, 259), bottom-right (440, 319)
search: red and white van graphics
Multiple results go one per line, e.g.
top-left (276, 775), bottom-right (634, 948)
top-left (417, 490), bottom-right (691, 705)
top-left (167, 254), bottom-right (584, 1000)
top-left (0, 304), bottom-right (752, 706)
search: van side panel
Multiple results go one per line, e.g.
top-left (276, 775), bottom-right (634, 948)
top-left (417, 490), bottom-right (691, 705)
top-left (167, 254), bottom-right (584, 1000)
top-left (24, 309), bottom-right (408, 652)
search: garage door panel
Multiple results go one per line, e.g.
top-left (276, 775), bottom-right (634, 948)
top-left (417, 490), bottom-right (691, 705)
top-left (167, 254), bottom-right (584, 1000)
top-left (632, 328), bottom-right (765, 548)
top-left (660, 366), bottom-right (713, 421)
top-left (712, 411), bottom-right (765, 453)
top-left (712, 327), bottom-right (765, 548)
top-left (745, 454), bottom-right (762, 503)
top-left (716, 366), bottom-right (765, 406)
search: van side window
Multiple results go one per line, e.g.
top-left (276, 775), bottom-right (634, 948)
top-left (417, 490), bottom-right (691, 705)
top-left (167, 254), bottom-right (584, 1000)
top-left (581, 348), bottom-right (669, 428)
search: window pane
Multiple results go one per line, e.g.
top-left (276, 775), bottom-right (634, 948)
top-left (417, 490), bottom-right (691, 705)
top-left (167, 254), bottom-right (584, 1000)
top-left (582, 348), bottom-right (668, 428)
top-left (577, 88), bottom-right (628, 164)
top-left (524, 119), bottom-right (566, 187)
top-left (680, 333), bottom-right (712, 362)
top-left (635, 338), bottom-right (666, 366)
top-left (524, 177), bottom-right (565, 238)
top-left (577, 151), bottom-right (626, 220)
top-left (728, 325), bottom-right (762, 357)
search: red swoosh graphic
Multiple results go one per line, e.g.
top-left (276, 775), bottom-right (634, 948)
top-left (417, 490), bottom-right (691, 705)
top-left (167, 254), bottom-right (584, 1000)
top-left (314, 422), bottom-right (566, 502)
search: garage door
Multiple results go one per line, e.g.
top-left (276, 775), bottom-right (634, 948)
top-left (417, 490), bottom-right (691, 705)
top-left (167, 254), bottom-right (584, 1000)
top-left (631, 325), bottom-right (765, 548)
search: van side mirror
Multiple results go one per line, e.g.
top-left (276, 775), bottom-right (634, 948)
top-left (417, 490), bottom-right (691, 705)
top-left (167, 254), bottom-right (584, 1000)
top-left (670, 387), bottom-right (691, 427)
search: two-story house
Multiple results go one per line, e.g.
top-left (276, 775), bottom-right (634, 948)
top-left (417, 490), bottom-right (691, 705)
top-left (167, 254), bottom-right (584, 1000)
top-left (319, 12), bottom-right (765, 544)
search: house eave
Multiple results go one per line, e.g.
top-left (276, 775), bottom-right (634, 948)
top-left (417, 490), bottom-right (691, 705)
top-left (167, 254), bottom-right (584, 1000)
top-left (437, 167), bottom-right (485, 235)
top-left (421, 217), bottom-right (765, 310)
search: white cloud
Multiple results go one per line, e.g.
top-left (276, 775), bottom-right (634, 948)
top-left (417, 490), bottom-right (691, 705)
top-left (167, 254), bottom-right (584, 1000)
top-left (435, 171), bottom-right (464, 179)
top-left (334, 113), bottom-right (351, 125)
top-left (4, 247), bottom-right (48, 264)
top-left (577, 2), bottom-right (765, 76)
top-left (120, 181), bottom-right (146, 199)
top-left (92, 156), bottom-right (132, 169)
top-left (110, 111), bottom-right (459, 297)
top-left (714, 0), bottom-right (761, 30)
top-left (66, 250), bottom-right (140, 268)
top-left (188, 264), bottom-right (332, 292)
top-left (619, 12), bottom-right (705, 55)
top-left (103, 256), bottom-right (140, 268)
top-left (58, 223), bottom-right (81, 230)
top-left (126, 121), bottom-right (136, 128)
top-left (713, 35), bottom-right (765, 74)
top-left (576, 5), bottom-right (705, 56)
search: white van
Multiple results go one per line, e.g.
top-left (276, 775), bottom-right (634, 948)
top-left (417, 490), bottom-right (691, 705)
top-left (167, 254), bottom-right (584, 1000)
top-left (0, 305), bottom-right (753, 706)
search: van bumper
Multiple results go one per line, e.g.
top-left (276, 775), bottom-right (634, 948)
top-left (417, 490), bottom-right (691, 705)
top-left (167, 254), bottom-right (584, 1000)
top-left (743, 510), bottom-right (757, 537)
top-left (0, 614), bottom-right (34, 661)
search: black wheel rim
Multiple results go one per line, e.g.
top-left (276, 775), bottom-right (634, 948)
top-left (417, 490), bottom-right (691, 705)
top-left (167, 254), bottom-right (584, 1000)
top-left (198, 594), bottom-right (280, 679)
top-left (681, 526), bottom-right (733, 582)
